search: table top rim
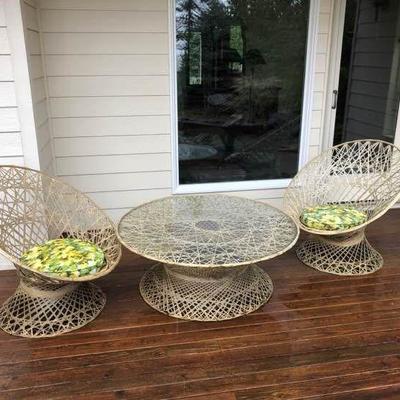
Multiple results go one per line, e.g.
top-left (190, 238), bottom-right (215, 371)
top-left (117, 194), bottom-right (300, 268)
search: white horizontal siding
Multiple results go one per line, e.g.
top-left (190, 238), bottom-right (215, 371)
top-left (0, 27), bottom-right (10, 53)
top-left (62, 171), bottom-right (172, 193)
top-left (0, 132), bottom-right (23, 156)
top-left (39, 0), bottom-right (168, 11)
top-left (57, 153), bottom-right (171, 175)
top-left (43, 33), bottom-right (169, 54)
top-left (45, 54), bottom-right (169, 76)
top-left (54, 135), bottom-right (171, 157)
top-left (50, 96), bottom-right (170, 117)
top-left (52, 115), bottom-right (170, 137)
top-left (40, 10), bottom-right (168, 33)
top-left (0, 55), bottom-right (13, 80)
top-left (48, 76), bottom-right (169, 97)
top-left (0, 82), bottom-right (16, 106)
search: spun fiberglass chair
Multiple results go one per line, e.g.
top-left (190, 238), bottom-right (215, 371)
top-left (284, 140), bottom-right (400, 275)
top-left (0, 166), bottom-right (121, 337)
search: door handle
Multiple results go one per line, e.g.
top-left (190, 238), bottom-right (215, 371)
top-left (332, 89), bottom-right (338, 110)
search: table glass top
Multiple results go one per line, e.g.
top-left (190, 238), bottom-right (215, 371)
top-left (118, 195), bottom-right (299, 267)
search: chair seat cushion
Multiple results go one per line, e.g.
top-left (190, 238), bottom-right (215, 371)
top-left (300, 205), bottom-right (367, 231)
top-left (21, 238), bottom-right (105, 278)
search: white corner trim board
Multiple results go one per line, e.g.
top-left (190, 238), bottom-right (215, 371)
top-left (3, 0), bottom-right (40, 169)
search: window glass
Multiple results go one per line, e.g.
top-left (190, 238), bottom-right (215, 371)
top-left (176, 0), bottom-right (310, 184)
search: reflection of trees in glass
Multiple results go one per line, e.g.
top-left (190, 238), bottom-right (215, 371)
top-left (177, 0), bottom-right (308, 120)
top-left (176, 0), bottom-right (310, 183)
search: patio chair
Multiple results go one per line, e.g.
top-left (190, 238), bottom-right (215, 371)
top-left (0, 166), bottom-right (121, 337)
top-left (284, 140), bottom-right (400, 275)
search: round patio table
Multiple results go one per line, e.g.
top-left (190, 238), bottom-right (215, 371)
top-left (118, 195), bottom-right (299, 321)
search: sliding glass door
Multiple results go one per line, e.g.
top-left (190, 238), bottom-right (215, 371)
top-left (175, 0), bottom-right (310, 187)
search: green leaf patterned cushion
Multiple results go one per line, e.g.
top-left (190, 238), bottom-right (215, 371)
top-left (21, 238), bottom-right (105, 278)
top-left (300, 205), bottom-right (367, 231)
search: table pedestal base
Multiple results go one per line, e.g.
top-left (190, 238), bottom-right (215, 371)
top-left (139, 263), bottom-right (273, 321)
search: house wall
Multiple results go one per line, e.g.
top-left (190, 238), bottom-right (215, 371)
top-left (0, 0), bottom-right (25, 167)
top-left (21, 0), bottom-right (54, 174)
top-left (37, 0), bottom-right (334, 221)
top-left (342, 0), bottom-right (400, 142)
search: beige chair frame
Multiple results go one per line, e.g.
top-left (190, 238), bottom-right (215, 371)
top-left (0, 166), bottom-right (121, 337)
top-left (284, 140), bottom-right (400, 275)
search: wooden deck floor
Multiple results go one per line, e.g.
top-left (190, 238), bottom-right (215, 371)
top-left (0, 210), bottom-right (399, 399)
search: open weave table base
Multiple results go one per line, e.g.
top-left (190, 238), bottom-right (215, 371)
top-left (140, 263), bottom-right (273, 321)
top-left (0, 280), bottom-right (105, 338)
top-left (296, 235), bottom-right (383, 276)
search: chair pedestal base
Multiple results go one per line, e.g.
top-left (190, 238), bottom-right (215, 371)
top-left (140, 263), bottom-right (273, 321)
top-left (296, 230), bottom-right (383, 275)
top-left (0, 279), bottom-right (105, 338)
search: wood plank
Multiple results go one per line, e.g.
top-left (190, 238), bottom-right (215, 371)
top-left (52, 115), bottom-right (170, 137)
top-left (33, 99), bottom-right (48, 127)
top-left (43, 32), bottom-right (169, 55)
top-left (61, 170), bottom-right (172, 192)
top-left (45, 54), bottom-right (169, 76)
top-left (29, 54), bottom-right (43, 79)
top-left (48, 75), bottom-right (169, 97)
top-left (317, 33), bottom-right (328, 54)
top-left (39, 0), bottom-right (168, 11)
top-left (3, 336), bottom-right (400, 399)
top-left (26, 29), bottom-right (40, 55)
top-left (0, 3), bottom-right (5, 27)
top-left (0, 28), bottom-right (10, 54)
top-left (0, 132), bottom-right (23, 156)
top-left (50, 96), bottom-right (170, 117)
top-left (38, 139), bottom-right (53, 171)
top-left (57, 153), bottom-right (172, 175)
top-left (40, 10), bottom-right (168, 33)
top-left (54, 135), bottom-right (170, 157)
top-left (88, 188), bottom-right (172, 209)
top-left (0, 55), bottom-right (13, 80)
top-left (36, 120), bottom-right (51, 150)
top-left (21, 1), bottom-right (38, 31)
top-left (30, 77), bottom-right (46, 104)
top-left (234, 370), bottom-right (400, 400)
top-left (0, 82), bottom-right (16, 107)
top-left (0, 109), bottom-right (20, 132)
top-left (0, 156), bottom-right (24, 166)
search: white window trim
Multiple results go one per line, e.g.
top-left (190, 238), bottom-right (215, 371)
top-left (169, 0), bottom-right (321, 194)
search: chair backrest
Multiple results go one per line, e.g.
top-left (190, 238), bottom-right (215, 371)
top-left (0, 166), bottom-right (121, 276)
top-left (284, 140), bottom-right (400, 224)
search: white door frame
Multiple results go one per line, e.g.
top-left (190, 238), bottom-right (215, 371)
top-left (321, 0), bottom-right (346, 151)
top-left (323, 0), bottom-right (400, 150)
top-left (169, 0), bottom-right (321, 194)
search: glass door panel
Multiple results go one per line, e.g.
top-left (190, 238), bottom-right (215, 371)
top-left (334, 0), bottom-right (400, 145)
top-left (175, 0), bottom-right (310, 185)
